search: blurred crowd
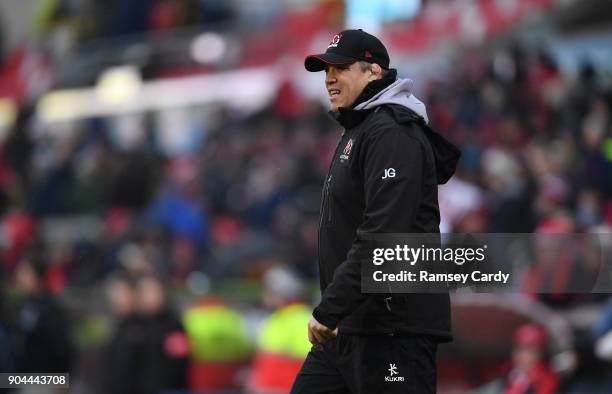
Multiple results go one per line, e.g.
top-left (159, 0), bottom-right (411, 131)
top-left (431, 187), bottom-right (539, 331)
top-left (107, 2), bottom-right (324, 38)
top-left (1, 1), bottom-right (612, 394)
top-left (433, 46), bottom-right (612, 234)
top-left (28, 0), bottom-right (235, 40)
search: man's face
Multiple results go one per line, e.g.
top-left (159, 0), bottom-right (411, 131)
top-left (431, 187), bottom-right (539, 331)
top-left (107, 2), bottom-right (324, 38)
top-left (325, 62), bottom-right (372, 112)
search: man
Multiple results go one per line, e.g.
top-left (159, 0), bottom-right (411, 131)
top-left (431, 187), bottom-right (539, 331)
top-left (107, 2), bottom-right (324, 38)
top-left (13, 249), bottom-right (74, 374)
top-left (135, 275), bottom-right (189, 393)
top-left (292, 29), bottom-right (460, 393)
top-left (104, 274), bottom-right (142, 394)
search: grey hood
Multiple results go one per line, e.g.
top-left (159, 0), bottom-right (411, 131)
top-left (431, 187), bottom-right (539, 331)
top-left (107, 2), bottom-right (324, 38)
top-left (354, 78), bottom-right (429, 124)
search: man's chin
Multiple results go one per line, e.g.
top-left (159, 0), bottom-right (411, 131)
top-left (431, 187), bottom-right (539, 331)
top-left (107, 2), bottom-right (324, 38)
top-left (329, 104), bottom-right (341, 113)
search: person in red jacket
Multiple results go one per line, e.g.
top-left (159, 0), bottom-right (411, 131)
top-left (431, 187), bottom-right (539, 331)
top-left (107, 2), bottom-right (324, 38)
top-left (505, 324), bottom-right (560, 394)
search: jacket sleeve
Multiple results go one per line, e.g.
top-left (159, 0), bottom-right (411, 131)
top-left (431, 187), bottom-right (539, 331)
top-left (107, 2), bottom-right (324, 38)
top-left (313, 123), bottom-right (426, 329)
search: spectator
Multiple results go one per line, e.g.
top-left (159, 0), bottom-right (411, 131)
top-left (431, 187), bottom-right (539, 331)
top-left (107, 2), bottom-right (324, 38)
top-left (504, 324), bottom-right (559, 394)
top-left (146, 156), bottom-right (210, 253)
top-left (103, 274), bottom-right (142, 394)
top-left (247, 266), bottom-right (312, 393)
top-left (13, 249), bottom-right (74, 373)
top-left (0, 288), bottom-right (14, 373)
top-left (0, 291), bottom-right (13, 394)
top-left (183, 296), bottom-right (252, 392)
top-left (134, 275), bottom-right (189, 394)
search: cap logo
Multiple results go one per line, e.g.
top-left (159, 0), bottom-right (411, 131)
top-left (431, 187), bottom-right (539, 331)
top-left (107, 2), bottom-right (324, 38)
top-left (364, 50), bottom-right (372, 58)
top-left (328, 34), bottom-right (342, 48)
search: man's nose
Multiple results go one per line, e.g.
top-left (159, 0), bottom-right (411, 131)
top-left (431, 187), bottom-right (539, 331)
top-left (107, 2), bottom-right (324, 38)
top-left (326, 76), bottom-right (337, 86)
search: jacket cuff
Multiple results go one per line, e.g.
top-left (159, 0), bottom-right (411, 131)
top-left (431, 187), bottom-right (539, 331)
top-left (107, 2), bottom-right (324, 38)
top-left (312, 306), bottom-right (339, 330)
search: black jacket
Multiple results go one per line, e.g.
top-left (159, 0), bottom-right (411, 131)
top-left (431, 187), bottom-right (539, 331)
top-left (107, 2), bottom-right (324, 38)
top-left (16, 293), bottom-right (74, 372)
top-left (105, 310), bottom-right (188, 394)
top-left (137, 309), bottom-right (188, 394)
top-left (105, 315), bottom-right (144, 394)
top-left (312, 74), bottom-right (460, 341)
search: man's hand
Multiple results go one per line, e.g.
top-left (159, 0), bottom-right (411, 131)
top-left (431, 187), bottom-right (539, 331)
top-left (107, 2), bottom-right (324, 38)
top-left (308, 316), bottom-right (338, 349)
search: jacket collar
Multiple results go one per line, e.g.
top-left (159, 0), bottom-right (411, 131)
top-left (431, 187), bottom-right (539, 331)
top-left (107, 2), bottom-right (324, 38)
top-left (330, 106), bottom-right (372, 129)
top-left (329, 69), bottom-right (397, 129)
top-left (352, 69), bottom-right (397, 108)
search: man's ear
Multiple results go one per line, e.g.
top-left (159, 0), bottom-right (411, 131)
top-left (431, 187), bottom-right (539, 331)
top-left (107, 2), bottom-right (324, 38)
top-left (369, 63), bottom-right (383, 81)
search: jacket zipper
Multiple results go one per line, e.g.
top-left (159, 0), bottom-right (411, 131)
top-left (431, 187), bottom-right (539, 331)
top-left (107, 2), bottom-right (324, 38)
top-left (326, 175), bottom-right (333, 224)
top-left (317, 132), bottom-right (346, 276)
